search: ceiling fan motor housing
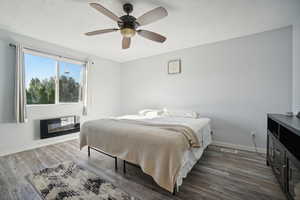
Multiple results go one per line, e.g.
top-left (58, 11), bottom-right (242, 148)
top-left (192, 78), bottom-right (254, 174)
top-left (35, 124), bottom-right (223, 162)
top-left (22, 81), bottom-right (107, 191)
top-left (119, 15), bottom-right (138, 29)
top-left (118, 13), bottom-right (139, 37)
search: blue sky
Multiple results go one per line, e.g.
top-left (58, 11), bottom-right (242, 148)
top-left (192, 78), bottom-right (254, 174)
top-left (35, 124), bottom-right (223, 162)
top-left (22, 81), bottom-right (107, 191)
top-left (25, 53), bottom-right (82, 88)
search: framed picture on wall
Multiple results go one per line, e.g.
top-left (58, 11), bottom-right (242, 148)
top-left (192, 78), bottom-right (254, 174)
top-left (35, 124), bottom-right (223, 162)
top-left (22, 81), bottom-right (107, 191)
top-left (168, 59), bottom-right (181, 74)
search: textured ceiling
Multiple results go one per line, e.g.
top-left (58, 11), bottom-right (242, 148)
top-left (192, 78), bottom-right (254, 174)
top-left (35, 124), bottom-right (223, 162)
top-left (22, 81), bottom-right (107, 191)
top-left (0, 0), bottom-right (299, 62)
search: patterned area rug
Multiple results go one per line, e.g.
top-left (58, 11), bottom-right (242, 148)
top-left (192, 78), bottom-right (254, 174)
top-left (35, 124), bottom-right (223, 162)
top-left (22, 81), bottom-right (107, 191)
top-left (27, 162), bottom-right (138, 200)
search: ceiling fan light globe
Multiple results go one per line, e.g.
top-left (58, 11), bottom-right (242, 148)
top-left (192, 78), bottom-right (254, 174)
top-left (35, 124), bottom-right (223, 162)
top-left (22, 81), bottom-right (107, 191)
top-left (121, 28), bottom-right (136, 38)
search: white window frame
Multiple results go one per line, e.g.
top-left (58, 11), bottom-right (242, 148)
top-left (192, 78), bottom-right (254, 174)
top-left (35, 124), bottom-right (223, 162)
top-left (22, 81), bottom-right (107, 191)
top-left (23, 48), bottom-right (87, 106)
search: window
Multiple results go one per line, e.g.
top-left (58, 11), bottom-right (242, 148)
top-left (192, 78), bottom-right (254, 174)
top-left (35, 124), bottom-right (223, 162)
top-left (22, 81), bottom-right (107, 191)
top-left (59, 61), bottom-right (82, 103)
top-left (25, 54), bottom-right (56, 104)
top-left (25, 51), bottom-right (86, 105)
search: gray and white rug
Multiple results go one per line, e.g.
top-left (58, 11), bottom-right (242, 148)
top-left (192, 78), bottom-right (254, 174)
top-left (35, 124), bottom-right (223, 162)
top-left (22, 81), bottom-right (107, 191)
top-left (27, 162), bottom-right (138, 200)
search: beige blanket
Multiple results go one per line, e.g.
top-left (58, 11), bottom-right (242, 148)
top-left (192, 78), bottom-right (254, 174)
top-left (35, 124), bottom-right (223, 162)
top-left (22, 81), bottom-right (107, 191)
top-left (80, 118), bottom-right (200, 192)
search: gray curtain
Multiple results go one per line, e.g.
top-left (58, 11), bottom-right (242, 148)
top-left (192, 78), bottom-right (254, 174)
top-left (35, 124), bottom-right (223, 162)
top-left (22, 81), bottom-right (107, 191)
top-left (82, 60), bottom-right (90, 116)
top-left (15, 44), bottom-right (27, 123)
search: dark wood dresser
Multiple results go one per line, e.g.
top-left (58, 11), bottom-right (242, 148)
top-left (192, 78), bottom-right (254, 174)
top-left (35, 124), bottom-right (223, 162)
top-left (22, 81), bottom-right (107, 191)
top-left (267, 114), bottom-right (300, 200)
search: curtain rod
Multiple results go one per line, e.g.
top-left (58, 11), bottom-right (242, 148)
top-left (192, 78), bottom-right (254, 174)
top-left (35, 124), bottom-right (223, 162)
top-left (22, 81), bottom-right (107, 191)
top-left (9, 43), bottom-right (88, 64)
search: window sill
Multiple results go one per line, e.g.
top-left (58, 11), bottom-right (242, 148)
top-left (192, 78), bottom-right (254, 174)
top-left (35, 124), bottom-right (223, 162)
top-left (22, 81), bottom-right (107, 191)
top-left (26, 103), bottom-right (82, 108)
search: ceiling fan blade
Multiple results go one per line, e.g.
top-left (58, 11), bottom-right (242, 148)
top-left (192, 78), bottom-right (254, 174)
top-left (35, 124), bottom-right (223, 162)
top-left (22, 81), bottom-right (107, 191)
top-left (122, 37), bottom-right (131, 49)
top-left (136, 7), bottom-right (168, 26)
top-left (89, 3), bottom-right (120, 22)
top-left (137, 30), bottom-right (166, 43)
top-left (85, 28), bottom-right (118, 36)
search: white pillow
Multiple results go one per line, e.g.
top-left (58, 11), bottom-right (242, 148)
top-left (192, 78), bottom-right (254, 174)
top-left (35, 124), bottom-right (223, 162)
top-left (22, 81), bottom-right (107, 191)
top-left (138, 109), bottom-right (163, 117)
top-left (163, 108), bottom-right (199, 119)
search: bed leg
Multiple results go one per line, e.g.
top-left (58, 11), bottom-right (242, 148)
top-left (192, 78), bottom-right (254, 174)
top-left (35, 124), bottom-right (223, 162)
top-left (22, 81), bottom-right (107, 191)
top-left (115, 157), bottom-right (118, 171)
top-left (172, 183), bottom-right (177, 195)
top-left (123, 160), bottom-right (126, 174)
top-left (88, 146), bottom-right (90, 157)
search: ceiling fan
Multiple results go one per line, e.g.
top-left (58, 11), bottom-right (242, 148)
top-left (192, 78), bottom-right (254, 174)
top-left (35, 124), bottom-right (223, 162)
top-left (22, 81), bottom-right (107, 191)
top-left (85, 3), bottom-right (168, 49)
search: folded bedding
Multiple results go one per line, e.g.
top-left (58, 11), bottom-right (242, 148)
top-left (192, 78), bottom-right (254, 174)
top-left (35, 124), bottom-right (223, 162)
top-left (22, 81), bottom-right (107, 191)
top-left (80, 118), bottom-right (200, 192)
top-left (137, 108), bottom-right (200, 119)
top-left (162, 108), bottom-right (200, 119)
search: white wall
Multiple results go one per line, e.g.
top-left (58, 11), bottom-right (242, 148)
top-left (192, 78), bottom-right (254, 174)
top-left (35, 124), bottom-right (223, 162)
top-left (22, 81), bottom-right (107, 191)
top-left (0, 29), bottom-right (121, 156)
top-left (120, 27), bottom-right (293, 149)
top-left (293, 22), bottom-right (300, 113)
top-left (0, 25), bottom-right (295, 155)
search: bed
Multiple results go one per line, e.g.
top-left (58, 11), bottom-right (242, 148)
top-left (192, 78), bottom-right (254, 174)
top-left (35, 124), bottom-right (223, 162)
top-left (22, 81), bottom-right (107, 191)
top-left (80, 114), bottom-right (212, 193)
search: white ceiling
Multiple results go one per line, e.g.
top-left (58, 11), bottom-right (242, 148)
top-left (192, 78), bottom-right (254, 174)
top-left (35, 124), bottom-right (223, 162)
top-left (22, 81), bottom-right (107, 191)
top-left (0, 0), bottom-right (299, 63)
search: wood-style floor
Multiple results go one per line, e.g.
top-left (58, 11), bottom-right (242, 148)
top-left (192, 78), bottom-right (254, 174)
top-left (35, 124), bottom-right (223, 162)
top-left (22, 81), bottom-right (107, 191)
top-left (0, 139), bottom-right (285, 200)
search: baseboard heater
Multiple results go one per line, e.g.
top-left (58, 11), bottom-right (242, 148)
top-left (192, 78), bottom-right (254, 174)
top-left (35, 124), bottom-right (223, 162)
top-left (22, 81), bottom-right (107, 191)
top-left (40, 116), bottom-right (80, 139)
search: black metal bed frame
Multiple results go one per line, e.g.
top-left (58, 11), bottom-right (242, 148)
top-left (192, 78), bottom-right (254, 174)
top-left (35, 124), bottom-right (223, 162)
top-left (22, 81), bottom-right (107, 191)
top-left (88, 146), bottom-right (118, 170)
top-left (87, 146), bottom-right (177, 195)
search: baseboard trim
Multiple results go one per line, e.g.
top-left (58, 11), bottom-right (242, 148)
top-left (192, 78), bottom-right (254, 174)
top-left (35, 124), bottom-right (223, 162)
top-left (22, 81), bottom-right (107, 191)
top-left (212, 141), bottom-right (266, 154)
top-left (0, 134), bottom-right (79, 157)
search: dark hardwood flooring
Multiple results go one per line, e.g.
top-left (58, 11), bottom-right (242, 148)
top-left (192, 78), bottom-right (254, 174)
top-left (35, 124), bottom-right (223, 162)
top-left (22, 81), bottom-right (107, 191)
top-left (0, 139), bottom-right (285, 200)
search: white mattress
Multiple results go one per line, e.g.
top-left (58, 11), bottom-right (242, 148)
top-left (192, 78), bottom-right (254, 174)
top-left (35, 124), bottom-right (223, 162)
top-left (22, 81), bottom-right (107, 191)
top-left (118, 115), bottom-right (212, 190)
top-left (176, 121), bottom-right (211, 190)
